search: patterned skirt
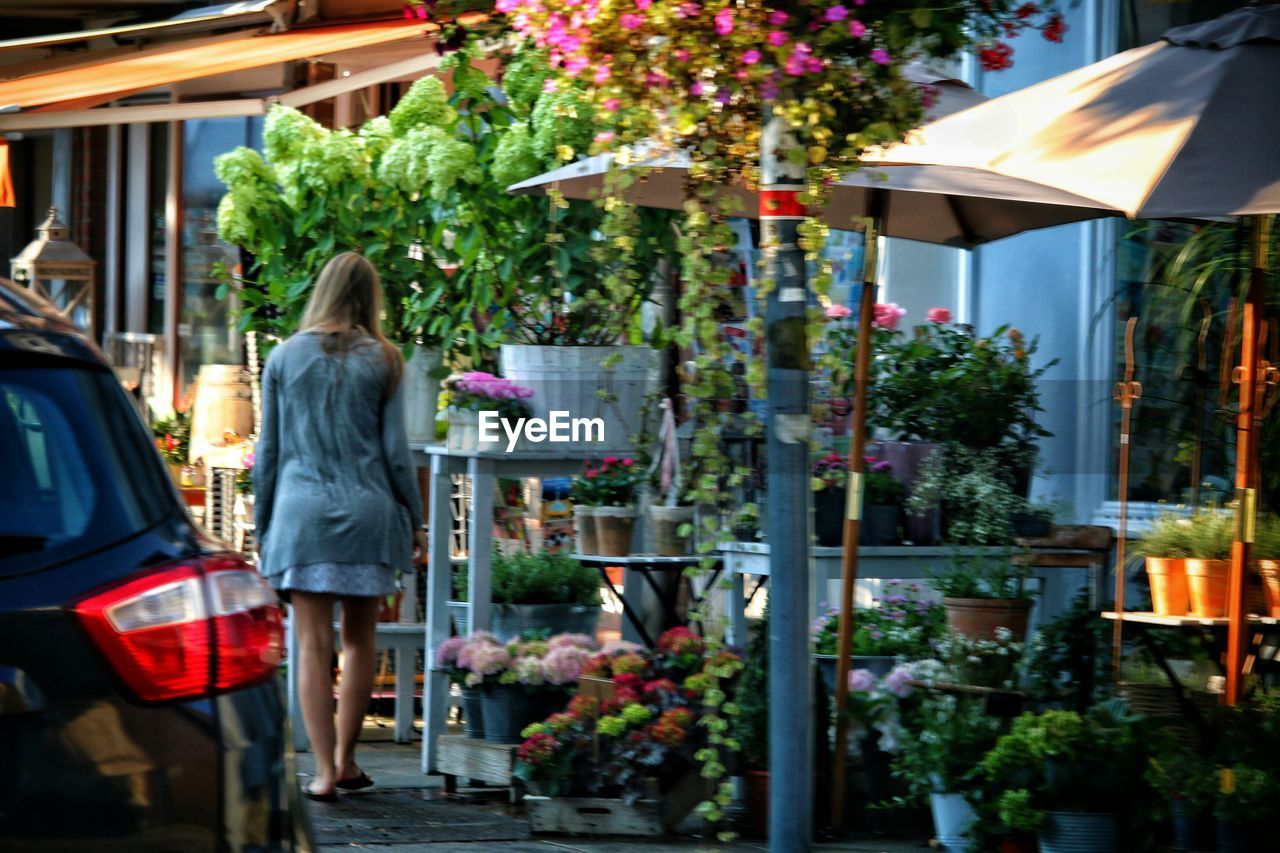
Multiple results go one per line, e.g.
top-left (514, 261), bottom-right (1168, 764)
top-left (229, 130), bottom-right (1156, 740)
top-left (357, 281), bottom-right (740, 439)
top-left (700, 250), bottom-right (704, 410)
top-left (274, 561), bottom-right (398, 597)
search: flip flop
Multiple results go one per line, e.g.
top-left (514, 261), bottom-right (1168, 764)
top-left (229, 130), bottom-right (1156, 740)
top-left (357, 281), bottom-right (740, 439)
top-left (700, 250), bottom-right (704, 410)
top-left (303, 786), bottom-right (338, 803)
top-left (335, 771), bottom-right (374, 791)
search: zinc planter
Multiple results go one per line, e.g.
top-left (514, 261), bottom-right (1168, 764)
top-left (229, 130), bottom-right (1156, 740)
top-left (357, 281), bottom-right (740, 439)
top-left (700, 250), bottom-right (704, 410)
top-left (861, 505), bottom-right (900, 546)
top-left (574, 506), bottom-right (598, 555)
top-left (595, 506), bottom-right (637, 557)
top-left (480, 684), bottom-right (545, 744)
top-left (490, 602), bottom-right (599, 643)
top-left (929, 792), bottom-right (975, 853)
top-left (942, 597), bottom-right (1033, 642)
top-left (1146, 557), bottom-right (1190, 616)
top-left (460, 686), bottom-right (485, 740)
top-left (649, 505), bottom-right (695, 556)
top-left (403, 346), bottom-right (444, 444)
top-left (1185, 559), bottom-right (1230, 618)
top-left (1038, 811), bottom-right (1118, 853)
top-left (498, 344), bottom-right (660, 454)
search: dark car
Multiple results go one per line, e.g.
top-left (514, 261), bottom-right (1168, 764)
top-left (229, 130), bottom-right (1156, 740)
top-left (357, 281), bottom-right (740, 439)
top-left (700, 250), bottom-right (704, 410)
top-left (0, 278), bottom-right (311, 852)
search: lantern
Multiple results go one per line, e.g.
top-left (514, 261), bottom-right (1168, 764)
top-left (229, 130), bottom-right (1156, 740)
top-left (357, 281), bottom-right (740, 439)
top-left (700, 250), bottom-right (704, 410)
top-left (11, 208), bottom-right (97, 330)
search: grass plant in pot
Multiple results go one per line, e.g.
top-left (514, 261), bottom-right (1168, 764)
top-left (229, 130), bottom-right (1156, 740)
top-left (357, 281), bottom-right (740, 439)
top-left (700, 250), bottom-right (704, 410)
top-left (455, 550), bottom-right (601, 642)
top-left (1138, 513), bottom-right (1192, 616)
top-left (977, 702), bottom-right (1150, 853)
top-left (930, 556), bottom-right (1034, 643)
top-left (582, 457), bottom-right (641, 557)
top-left (1181, 512), bottom-right (1233, 618)
top-left (811, 580), bottom-right (944, 692)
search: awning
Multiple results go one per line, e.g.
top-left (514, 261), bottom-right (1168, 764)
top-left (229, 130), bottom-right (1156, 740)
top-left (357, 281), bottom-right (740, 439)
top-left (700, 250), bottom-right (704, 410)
top-left (0, 19), bottom-right (432, 113)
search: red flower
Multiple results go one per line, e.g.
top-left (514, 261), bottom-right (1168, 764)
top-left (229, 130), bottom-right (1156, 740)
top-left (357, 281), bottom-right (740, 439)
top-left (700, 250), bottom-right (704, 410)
top-left (657, 626), bottom-right (704, 657)
top-left (644, 678), bottom-right (677, 695)
top-left (978, 41), bottom-right (1014, 71)
top-left (585, 470), bottom-right (598, 479)
top-left (567, 695), bottom-right (599, 718)
top-left (621, 457), bottom-right (634, 466)
top-left (517, 732), bottom-right (559, 766)
top-left (603, 456), bottom-right (619, 465)
top-left (1015, 2), bottom-right (1038, 19)
top-left (1043, 14), bottom-right (1066, 43)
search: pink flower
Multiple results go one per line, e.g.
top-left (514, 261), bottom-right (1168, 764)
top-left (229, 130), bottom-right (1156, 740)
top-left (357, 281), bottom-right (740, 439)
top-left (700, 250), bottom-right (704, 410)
top-left (635, 0), bottom-right (652, 8)
top-left (549, 633), bottom-right (597, 650)
top-left (593, 65), bottom-right (611, 83)
top-left (495, 0), bottom-right (520, 12)
top-left (825, 304), bottom-right (853, 320)
top-left (784, 46), bottom-right (812, 76)
top-left (870, 47), bottom-right (891, 65)
top-left (767, 30), bottom-right (788, 47)
top-left (621, 457), bottom-right (634, 466)
top-left (543, 645), bottom-right (594, 684)
top-left (740, 49), bottom-right (761, 65)
top-left (619, 12), bottom-right (643, 29)
top-left (768, 10), bottom-right (789, 25)
top-left (542, 78), bottom-right (558, 94)
top-left (926, 307), bottom-right (953, 324)
top-left (435, 635), bottom-right (467, 667)
top-left (848, 668), bottom-right (877, 694)
top-left (690, 81), bottom-right (707, 96)
top-left (676, 1), bottom-right (700, 18)
top-left (675, 48), bottom-right (691, 62)
top-left (806, 57), bottom-right (825, 74)
top-left (824, 5), bottom-right (848, 22)
top-left (873, 302), bottom-right (906, 330)
top-left (602, 98), bottom-right (620, 111)
top-left (594, 131), bottom-right (615, 144)
top-left (848, 19), bottom-right (866, 38)
top-left (883, 665), bottom-right (915, 699)
top-left (714, 8), bottom-right (734, 35)
top-left (564, 55), bottom-right (589, 75)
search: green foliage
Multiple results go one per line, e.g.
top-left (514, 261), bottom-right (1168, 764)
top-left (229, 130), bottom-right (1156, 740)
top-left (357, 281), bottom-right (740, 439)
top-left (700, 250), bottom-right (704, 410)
top-left (732, 611), bottom-right (770, 771)
top-left (892, 692), bottom-right (1005, 802)
top-left (1180, 511), bottom-right (1234, 560)
top-left (1020, 590), bottom-right (1112, 712)
top-left (929, 554), bottom-right (1027, 601)
top-left (459, 550), bottom-right (602, 606)
top-left (150, 410), bottom-right (191, 466)
top-left (1137, 512), bottom-right (1193, 558)
top-left (908, 446), bottom-right (1030, 547)
top-left (1254, 514), bottom-right (1280, 559)
top-left (811, 580), bottom-right (945, 658)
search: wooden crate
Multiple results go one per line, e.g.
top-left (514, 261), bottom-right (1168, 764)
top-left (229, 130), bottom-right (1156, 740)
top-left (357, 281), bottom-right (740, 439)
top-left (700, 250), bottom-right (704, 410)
top-left (524, 773), bottom-right (709, 836)
top-left (436, 734), bottom-right (519, 789)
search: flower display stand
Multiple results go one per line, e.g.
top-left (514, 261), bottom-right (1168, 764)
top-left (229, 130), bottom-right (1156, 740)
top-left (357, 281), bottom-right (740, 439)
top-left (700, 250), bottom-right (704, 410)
top-left (436, 735), bottom-right (522, 803)
top-left (524, 772), bottom-right (710, 836)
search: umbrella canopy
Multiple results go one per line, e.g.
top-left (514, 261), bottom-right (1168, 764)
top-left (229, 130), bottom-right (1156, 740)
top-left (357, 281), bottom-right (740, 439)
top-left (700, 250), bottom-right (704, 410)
top-left (874, 4), bottom-right (1280, 219)
top-left (508, 66), bottom-right (1120, 247)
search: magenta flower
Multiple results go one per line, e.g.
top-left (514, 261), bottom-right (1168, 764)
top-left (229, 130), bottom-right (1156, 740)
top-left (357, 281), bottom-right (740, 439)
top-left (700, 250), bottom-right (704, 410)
top-left (768, 10), bottom-right (789, 25)
top-left (714, 8), bottom-right (734, 35)
top-left (870, 47), bottom-right (891, 65)
top-left (619, 12), bottom-right (643, 29)
top-left (495, 0), bottom-right (520, 12)
top-left (825, 5), bottom-right (848, 22)
top-left (675, 48), bottom-right (691, 61)
top-left (690, 81), bottom-right (707, 96)
top-left (740, 48), bottom-right (761, 65)
top-left (635, 0), bottom-right (652, 8)
top-left (767, 30), bottom-right (788, 47)
top-left (564, 54), bottom-right (589, 75)
top-left (593, 64), bottom-right (611, 83)
top-left (603, 97), bottom-right (620, 111)
top-left (676, 1), bottom-right (700, 18)
top-left (848, 19), bottom-right (866, 37)
top-left (926, 306), bottom-right (953, 324)
top-left (825, 304), bottom-right (852, 320)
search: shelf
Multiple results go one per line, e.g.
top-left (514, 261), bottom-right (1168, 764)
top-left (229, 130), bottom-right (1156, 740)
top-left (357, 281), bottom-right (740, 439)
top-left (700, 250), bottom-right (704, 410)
top-left (1102, 611), bottom-right (1280, 628)
top-left (574, 553), bottom-right (714, 566)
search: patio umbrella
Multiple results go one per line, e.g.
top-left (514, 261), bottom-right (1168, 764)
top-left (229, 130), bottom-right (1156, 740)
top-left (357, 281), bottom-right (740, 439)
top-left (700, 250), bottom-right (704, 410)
top-left (869, 2), bottom-right (1280, 706)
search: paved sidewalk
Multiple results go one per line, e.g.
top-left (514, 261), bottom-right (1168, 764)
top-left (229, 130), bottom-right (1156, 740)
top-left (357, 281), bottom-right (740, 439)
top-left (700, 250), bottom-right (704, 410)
top-left (296, 728), bottom-right (926, 852)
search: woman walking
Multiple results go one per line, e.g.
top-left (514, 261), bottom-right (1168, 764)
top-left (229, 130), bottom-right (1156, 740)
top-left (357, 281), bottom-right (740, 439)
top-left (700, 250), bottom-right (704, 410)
top-left (254, 252), bottom-right (427, 801)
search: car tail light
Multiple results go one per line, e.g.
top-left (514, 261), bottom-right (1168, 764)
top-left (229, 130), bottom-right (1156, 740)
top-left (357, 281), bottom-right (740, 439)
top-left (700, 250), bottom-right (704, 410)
top-left (71, 555), bottom-right (283, 703)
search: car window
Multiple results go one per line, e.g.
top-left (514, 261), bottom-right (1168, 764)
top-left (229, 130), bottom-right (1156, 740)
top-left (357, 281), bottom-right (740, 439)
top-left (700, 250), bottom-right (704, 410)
top-left (0, 360), bottom-right (175, 576)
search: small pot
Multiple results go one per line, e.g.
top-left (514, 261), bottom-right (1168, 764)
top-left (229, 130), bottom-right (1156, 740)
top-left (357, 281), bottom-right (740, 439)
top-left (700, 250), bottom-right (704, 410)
top-left (1039, 811), bottom-right (1117, 853)
top-left (1146, 556), bottom-right (1190, 616)
top-left (1256, 559), bottom-right (1280, 617)
top-left (943, 597), bottom-right (1033, 642)
top-left (1185, 558), bottom-right (1230, 618)
top-left (594, 505), bottom-right (637, 557)
top-left (813, 487), bottom-right (846, 547)
top-left (573, 505), bottom-right (598, 555)
top-left (649, 505), bottom-right (695, 556)
top-left (860, 505), bottom-right (900, 546)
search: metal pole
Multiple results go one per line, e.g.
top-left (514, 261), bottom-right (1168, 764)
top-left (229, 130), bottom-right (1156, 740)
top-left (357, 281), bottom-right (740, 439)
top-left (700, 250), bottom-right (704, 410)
top-left (1112, 317), bottom-right (1141, 681)
top-left (1225, 214), bottom-right (1272, 706)
top-left (761, 107), bottom-right (813, 852)
top-left (830, 216), bottom-right (879, 829)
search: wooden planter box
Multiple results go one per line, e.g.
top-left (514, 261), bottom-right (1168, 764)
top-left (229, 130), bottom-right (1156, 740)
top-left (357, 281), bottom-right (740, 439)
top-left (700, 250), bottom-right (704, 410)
top-left (524, 772), bottom-right (709, 836)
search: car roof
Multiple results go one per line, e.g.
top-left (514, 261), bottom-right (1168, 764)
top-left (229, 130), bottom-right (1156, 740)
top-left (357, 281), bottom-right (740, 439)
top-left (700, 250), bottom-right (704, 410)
top-left (0, 277), bottom-right (107, 366)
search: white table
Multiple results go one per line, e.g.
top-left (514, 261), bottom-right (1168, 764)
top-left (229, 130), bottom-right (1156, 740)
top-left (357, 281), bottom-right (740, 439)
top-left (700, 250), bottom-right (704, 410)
top-left (414, 444), bottom-right (591, 774)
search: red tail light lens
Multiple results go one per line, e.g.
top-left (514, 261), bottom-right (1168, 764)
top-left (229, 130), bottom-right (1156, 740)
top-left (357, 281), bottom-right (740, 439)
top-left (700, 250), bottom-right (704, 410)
top-left (71, 555), bottom-right (283, 703)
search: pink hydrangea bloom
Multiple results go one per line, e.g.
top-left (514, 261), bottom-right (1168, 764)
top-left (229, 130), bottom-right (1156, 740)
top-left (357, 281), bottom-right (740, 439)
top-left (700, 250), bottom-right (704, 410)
top-left (603, 98), bottom-right (620, 111)
top-left (619, 12), bottom-right (643, 29)
top-left (926, 307), bottom-right (953, 324)
top-left (549, 633), bottom-right (597, 650)
top-left (436, 635), bottom-right (467, 667)
top-left (543, 645), bottom-right (594, 684)
top-left (512, 655), bottom-right (546, 685)
top-left (768, 10), bottom-right (789, 25)
top-left (825, 5), bottom-right (848, 22)
top-left (593, 65), bottom-right (611, 83)
top-left (848, 668), bottom-right (877, 694)
top-left (883, 665), bottom-right (916, 698)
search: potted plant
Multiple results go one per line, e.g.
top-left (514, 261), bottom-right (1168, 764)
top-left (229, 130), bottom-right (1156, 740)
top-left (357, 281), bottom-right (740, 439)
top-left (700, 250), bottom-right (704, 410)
top-left (978, 703), bottom-right (1149, 853)
top-left (648, 457), bottom-right (697, 557)
top-left (1146, 749), bottom-right (1214, 853)
top-left (908, 446), bottom-right (1028, 547)
top-left (440, 372), bottom-right (535, 452)
top-left (1182, 512), bottom-right (1233, 618)
top-left (863, 458), bottom-right (906, 545)
top-left (930, 555), bottom-right (1034, 642)
top-left (583, 457), bottom-right (641, 557)
top-left (812, 453), bottom-right (849, 547)
top-left (1253, 514), bottom-right (1280, 617)
top-left (436, 633), bottom-right (488, 739)
top-left (811, 580), bottom-right (944, 691)
top-left (481, 549), bottom-right (602, 641)
top-left (570, 473), bottom-right (601, 555)
top-left (152, 409), bottom-right (192, 486)
top-left (1138, 513), bottom-right (1193, 616)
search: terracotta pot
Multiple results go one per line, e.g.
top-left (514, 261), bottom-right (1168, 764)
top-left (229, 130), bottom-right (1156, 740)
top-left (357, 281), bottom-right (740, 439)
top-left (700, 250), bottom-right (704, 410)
top-left (594, 506), bottom-right (636, 557)
top-left (1146, 557), bottom-right (1190, 616)
top-left (1185, 559), bottom-right (1230, 618)
top-left (943, 597), bottom-right (1033, 641)
top-left (1258, 559), bottom-right (1280, 618)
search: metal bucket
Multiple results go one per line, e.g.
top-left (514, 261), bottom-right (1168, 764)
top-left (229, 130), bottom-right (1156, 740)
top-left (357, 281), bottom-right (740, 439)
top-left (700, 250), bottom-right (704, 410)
top-left (1039, 811), bottom-right (1118, 853)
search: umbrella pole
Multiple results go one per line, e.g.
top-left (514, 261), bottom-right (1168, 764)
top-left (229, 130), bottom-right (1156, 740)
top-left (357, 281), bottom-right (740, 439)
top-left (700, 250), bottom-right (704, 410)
top-left (830, 217), bottom-right (880, 830)
top-left (1226, 214), bottom-right (1272, 706)
top-left (1112, 317), bottom-right (1142, 681)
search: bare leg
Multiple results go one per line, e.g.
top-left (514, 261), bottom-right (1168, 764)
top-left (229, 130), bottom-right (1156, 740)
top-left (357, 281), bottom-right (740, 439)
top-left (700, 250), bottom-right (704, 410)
top-left (291, 593), bottom-right (338, 795)
top-left (336, 595), bottom-right (381, 781)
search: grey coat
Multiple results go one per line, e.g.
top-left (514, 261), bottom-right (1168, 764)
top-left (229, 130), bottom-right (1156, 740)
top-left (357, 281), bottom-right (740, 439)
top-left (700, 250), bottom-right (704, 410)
top-left (253, 331), bottom-right (422, 580)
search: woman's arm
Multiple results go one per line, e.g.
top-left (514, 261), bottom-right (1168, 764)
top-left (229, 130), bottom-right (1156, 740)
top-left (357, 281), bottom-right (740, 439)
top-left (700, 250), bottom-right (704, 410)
top-left (252, 352), bottom-right (280, 540)
top-left (381, 376), bottom-right (424, 533)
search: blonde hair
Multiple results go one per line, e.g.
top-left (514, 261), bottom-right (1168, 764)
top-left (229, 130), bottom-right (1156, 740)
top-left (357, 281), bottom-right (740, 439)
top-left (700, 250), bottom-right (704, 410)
top-left (299, 252), bottom-right (403, 391)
